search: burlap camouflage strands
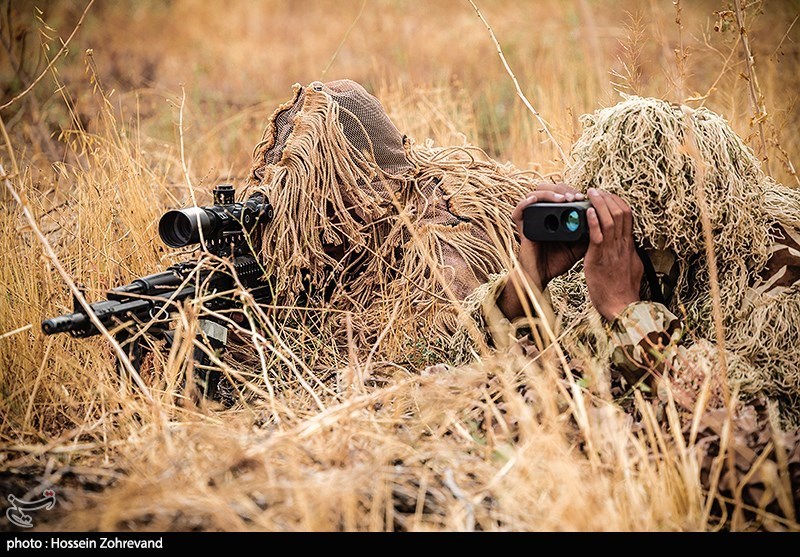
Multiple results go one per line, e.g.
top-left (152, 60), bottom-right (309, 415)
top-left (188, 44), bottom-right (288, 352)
top-left (548, 95), bottom-right (800, 427)
top-left (244, 79), bottom-right (537, 368)
top-left (553, 96), bottom-right (800, 518)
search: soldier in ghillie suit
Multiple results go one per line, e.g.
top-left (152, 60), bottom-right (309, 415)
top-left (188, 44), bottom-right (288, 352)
top-left (244, 81), bottom-right (798, 518)
top-left (489, 96), bottom-right (800, 517)
top-left (243, 79), bottom-right (537, 368)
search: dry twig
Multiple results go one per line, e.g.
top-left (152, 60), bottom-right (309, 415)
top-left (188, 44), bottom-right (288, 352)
top-left (467, 0), bottom-right (569, 165)
top-left (0, 0), bottom-right (96, 111)
top-left (733, 0), bottom-right (771, 176)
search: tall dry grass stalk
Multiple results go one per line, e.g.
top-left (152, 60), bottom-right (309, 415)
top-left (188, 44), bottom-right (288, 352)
top-left (467, 0), bottom-right (568, 166)
top-left (1, 0), bottom-right (798, 532)
top-left (733, 0), bottom-right (771, 176)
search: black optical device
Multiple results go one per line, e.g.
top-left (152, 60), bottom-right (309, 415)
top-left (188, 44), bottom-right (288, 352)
top-left (158, 184), bottom-right (274, 250)
top-left (522, 200), bottom-right (591, 242)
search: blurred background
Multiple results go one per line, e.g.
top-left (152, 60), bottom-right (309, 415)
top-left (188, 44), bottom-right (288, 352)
top-left (3, 0), bottom-right (799, 185)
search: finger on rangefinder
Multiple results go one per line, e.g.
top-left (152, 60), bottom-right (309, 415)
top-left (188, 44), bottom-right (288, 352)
top-left (588, 188), bottom-right (615, 238)
top-left (513, 190), bottom-right (567, 223)
top-left (587, 207), bottom-right (603, 245)
top-left (535, 181), bottom-right (583, 200)
top-left (601, 190), bottom-right (626, 241)
top-left (512, 194), bottom-right (536, 224)
top-left (608, 193), bottom-right (633, 243)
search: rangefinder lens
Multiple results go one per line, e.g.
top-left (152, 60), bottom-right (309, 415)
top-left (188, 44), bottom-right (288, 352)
top-left (564, 209), bottom-right (580, 232)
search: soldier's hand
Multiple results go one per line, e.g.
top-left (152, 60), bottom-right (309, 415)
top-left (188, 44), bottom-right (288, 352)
top-left (499, 182), bottom-right (589, 320)
top-left (583, 188), bottom-right (643, 321)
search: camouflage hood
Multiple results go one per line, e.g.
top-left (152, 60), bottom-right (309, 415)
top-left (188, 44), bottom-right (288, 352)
top-left (244, 79), bottom-right (536, 364)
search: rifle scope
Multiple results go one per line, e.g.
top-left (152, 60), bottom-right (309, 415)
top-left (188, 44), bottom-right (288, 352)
top-left (158, 184), bottom-right (273, 248)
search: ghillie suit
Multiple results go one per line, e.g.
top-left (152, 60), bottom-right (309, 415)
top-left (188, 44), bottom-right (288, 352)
top-left (544, 96), bottom-right (800, 517)
top-left (242, 79), bottom-right (537, 373)
top-left (542, 95), bottom-right (800, 425)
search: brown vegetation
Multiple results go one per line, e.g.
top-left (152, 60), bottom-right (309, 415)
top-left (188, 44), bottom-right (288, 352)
top-left (1, 0), bottom-right (799, 531)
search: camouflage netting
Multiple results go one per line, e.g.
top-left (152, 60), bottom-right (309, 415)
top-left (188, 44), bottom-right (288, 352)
top-left (550, 94), bottom-right (800, 425)
top-left (243, 79), bottom-right (537, 369)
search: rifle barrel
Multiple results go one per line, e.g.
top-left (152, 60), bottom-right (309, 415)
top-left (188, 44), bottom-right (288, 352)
top-left (41, 312), bottom-right (88, 335)
top-left (41, 255), bottom-right (266, 337)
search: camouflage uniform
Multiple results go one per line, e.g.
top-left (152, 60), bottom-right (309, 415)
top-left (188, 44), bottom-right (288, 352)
top-left (455, 95), bottom-right (800, 523)
top-left (609, 222), bottom-right (800, 410)
top-left (462, 222), bottom-right (800, 521)
top-left (248, 82), bottom-right (799, 522)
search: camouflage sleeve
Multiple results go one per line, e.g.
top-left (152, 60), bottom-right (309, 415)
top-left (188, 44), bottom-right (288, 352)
top-left (448, 270), bottom-right (513, 364)
top-left (610, 301), bottom-right (760, 415)
top-left (609, 301), bottom-right (685, 386)
top-left (448, 270), bottom-right (557, 365)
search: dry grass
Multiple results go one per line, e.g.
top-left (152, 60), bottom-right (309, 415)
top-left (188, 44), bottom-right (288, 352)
top-left (1, 0), bottom-right (799, 532)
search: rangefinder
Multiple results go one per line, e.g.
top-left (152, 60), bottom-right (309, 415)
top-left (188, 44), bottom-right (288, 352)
top-left (522, 200), bottom-right (591, 242)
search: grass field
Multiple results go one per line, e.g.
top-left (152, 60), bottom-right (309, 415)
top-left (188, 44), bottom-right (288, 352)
top-left (1, 0), bottom-right (799, 532)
